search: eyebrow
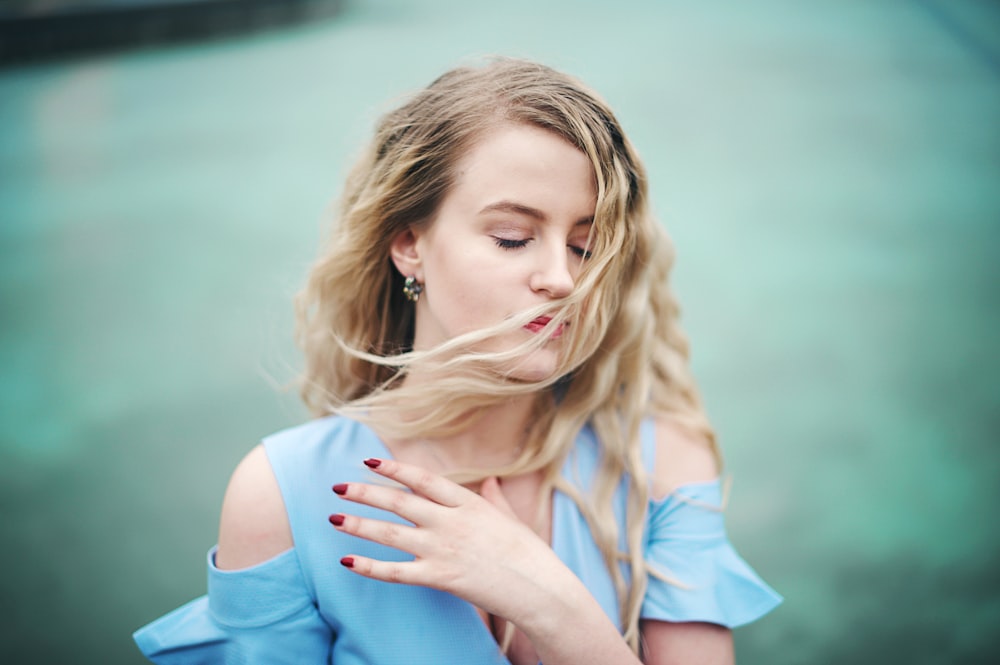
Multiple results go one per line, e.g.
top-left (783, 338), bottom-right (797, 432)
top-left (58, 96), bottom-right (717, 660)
top-left (478, 200), bottom-right (593, 226)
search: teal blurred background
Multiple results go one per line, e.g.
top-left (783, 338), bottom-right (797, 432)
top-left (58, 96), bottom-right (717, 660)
top-left (2, 0), bottom-right (998, 662)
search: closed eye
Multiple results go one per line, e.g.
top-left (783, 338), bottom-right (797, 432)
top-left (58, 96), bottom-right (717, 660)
top-left (494, 237), bottom-right (531, 250)
top-left (570, 245), bottom-right (592, 259)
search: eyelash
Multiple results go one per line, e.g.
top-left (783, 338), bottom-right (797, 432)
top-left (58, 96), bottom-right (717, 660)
top-left (493, 237), bottom-right (591, 259)
top-left (494, 237), bottom-right (530, 250)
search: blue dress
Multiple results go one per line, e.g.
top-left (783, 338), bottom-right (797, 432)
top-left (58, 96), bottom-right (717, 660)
top-left (134, 416), bottom-right (781, 664)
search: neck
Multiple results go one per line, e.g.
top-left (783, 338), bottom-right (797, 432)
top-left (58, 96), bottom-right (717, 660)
top-left (385, 390), bottom-right (541, 472)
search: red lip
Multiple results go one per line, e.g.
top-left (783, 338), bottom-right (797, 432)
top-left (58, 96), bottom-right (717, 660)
top-left (524, 316), bottom-right (566, 338)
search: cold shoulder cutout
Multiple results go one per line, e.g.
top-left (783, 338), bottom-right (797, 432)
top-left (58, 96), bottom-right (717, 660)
top-left (216, 444), bottom-right (293, 571)
top-left (639, 419), bottom-right (782, 626)
top-left (649, 415), bottom-right (720, 500)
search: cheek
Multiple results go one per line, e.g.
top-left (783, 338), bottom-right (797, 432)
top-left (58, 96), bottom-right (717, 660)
top-left (425, 256), bottom-right (490, 319)
top-left (451, 276), bottom-right (504, 323)
top-left (422, 238), bottom-right (527, 327)
top-left (438, 268), bottom-right (514, 332)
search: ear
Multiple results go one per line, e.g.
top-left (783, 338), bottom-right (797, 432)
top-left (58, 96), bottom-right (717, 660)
top-left (389, 226), bottom-right (423, 280)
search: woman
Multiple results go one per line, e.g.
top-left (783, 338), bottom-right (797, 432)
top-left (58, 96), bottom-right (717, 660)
top-left (134, 58), bottom-right (781, 664)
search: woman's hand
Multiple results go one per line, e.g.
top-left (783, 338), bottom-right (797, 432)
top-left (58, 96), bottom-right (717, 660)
top-left (328, 457), bottom-right (559, 624)
top-left (330, 457), bottom-right (641, 664)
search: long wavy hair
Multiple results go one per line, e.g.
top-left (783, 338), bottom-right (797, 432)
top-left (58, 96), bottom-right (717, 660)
top-left (295, 57), bottom-right (717, 654)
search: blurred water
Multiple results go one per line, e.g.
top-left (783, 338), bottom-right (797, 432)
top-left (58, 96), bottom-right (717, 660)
top-left (1, 1), bottom-right (998, 663)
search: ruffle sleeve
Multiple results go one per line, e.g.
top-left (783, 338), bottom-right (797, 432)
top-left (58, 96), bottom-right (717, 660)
top-left (133, 546), bottom-right (333, 664)
top-left (641, 479), bottom-right (782, 627)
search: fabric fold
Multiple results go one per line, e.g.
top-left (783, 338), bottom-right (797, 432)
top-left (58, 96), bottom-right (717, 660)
top-left (133, 547), bottom-right (333, 663)
top-left (641, 480), bottom-right (783, 627)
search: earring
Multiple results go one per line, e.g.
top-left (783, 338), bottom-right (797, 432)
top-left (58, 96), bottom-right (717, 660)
top-left (402, 275), bottom-right (424, 302)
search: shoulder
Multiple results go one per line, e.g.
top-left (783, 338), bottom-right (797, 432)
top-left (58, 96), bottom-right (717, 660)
top-left (648, 414), bottom-right (720, 500)
top-left (216, 444), bottom-right (293, 571)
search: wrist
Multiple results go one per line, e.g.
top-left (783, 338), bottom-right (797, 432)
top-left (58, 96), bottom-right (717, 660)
top-left (505, 556), bottom-right (593, 636)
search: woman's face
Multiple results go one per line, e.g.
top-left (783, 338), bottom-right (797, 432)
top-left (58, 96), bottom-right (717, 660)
top-left (392, 122), bottom-right (597, 381)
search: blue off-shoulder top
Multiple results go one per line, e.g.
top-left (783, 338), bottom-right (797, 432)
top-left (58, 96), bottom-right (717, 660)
top-left (134, 416), bottom-right (781, 663)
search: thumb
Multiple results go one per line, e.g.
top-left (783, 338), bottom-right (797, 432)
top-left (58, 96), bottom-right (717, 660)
top-left (479, 477), bottom-right (518, 519)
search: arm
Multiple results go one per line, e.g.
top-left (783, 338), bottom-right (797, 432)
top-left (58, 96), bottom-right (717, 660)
top-left (641, 622), bottom-right (733, 665)
top-left (641, 416), bottom-right (734, 665)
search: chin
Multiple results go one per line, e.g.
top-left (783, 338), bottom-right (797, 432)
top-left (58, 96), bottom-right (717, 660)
top-left (504, 348), bottom-right (561, 383)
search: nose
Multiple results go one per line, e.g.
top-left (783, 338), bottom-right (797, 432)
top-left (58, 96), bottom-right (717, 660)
top-left (529, 248), bottom-right (575, 298)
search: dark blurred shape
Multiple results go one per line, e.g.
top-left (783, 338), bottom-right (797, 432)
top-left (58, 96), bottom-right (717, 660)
top-left (0, 0), bottom-right (345, 66)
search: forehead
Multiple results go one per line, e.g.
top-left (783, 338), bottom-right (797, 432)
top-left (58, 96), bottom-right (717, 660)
top-left (447, 123), bottom-right (597, 218)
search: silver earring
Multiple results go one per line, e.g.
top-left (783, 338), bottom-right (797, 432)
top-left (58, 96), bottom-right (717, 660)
top-left (402, 275), bottom-right (424, 302)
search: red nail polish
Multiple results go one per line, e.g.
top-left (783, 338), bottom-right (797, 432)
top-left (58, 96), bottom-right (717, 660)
top-left (332, 483), bottom-right (348, 495)
top-left (340, 556), bottom-right (355, 568)
top-left (328, 514), bottom-right (345, 526)
top-left (364, 458), bottom-right (381, 469)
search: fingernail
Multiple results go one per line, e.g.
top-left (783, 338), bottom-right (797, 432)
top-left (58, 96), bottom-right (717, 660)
top-left (340, 556), bottom-right (355, 568)
top-left (364, 458), bottom-right (381, 469)
top-left (328, 514), bottom-right (345, 526)
top-left (332, 483), bottom-right (348, 495)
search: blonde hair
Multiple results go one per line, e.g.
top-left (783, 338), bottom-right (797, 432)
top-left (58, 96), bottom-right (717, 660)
top-left (295, 57), bottom-right (717, 654)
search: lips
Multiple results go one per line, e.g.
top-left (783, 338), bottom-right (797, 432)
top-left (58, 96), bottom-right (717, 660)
top-left (524, 316), bottom-right (566, 338)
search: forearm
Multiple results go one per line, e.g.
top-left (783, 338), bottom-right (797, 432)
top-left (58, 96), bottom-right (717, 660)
top-left (509, 561), bottom-right (640, 665)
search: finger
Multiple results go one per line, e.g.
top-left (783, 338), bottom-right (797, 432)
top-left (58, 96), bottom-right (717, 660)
top-left (479, 477), bottom-right (519, 520)
top-left (329, 512), bottom-right (426, 554)
top-left (332, 481), bottom-right (435, 525)
top-left (338, 553), bottom-right (424, 586)
top-left (362, 458), bottom-right (471, 507)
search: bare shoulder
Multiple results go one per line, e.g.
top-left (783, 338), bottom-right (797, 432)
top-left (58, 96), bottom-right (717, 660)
top-left (649, 414), bottom-right (720, 500)
top-left (216, 444), bottom-right (293, 570)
